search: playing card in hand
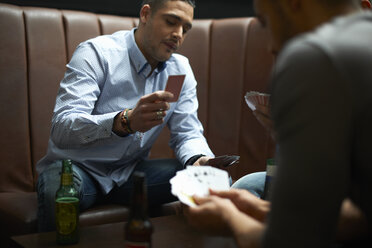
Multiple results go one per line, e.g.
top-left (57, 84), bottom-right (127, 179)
top-left (169, 166), bottom-right (230, 207)
top-left (244, 91), bottom-right (270, 111)
top-left (207, 155), bottom-right (240, 168)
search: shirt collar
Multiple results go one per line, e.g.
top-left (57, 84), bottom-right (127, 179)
top-left (127, 28), bottom-right (167, 76)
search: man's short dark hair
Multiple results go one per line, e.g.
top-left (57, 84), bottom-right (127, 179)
top-left (316, 0), bottom-right (355, 5)
top-left (141, 0), bottom-right (196, 13)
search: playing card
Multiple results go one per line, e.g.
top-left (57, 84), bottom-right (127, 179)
top-left (169, 166), bottom-right (230, 207)
top-left (244, 91), bottom-right (270, 111)
top-left (207, 155), bottom-right (240, 168)
top-left (185, 166), bottom-right (217, 188)
top-left (170, 172), bottom-right (202, 207)
top-left (165, 75), bottom-right (186, 102)
top-left (244, 92), bottom-right (257, 111)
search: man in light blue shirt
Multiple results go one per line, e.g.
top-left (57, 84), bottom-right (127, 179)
top-left (37, 0), bottom-right (214, 232)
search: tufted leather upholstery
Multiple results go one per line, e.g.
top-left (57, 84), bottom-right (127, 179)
top-left (0, 2), bottom-right (274, 243)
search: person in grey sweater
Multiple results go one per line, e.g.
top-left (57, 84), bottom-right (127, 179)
top-left (184, 0), bottom-right (372, 247)
top-left (231, 0), bottom-right (372, 199)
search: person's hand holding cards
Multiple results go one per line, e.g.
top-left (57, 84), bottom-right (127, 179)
top-left (165, 74), bottom-right (186, 102)
top-left (207, 155), bottom-right (240, 168)
top-left (115, 74), bottom-right (185, 135)
top-left (244, 91), bottom-right (274, 135)
top-left (123, 91), bottom-right (173, 133)
top-left (170, 166), bottom-right (230, 207)
top-left (244, 91), bottom-right (270, 111)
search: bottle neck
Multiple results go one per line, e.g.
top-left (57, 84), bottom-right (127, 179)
top-left (60, 173), bottom-right (73, 187)
top-left (131, 179), bottom-right (148, 219)
top-left (60, 159), bottom-right (74, 188)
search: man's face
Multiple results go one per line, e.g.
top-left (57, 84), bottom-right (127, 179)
top-left (254, 0), bottom-right (298, 55)
top-left (140, 1), bottom-right (193, 66)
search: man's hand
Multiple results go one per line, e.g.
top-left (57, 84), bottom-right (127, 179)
top-left (336, 198), bottom-right (369, 241)
top-left (184, 195), bottom-right (238, 235)
top-left (253, 104), bottom-right (272, 131)
top-left (193, 156), bottom-right (212, 166)
top-left (129, 91), bottom-right (173, 132)
top-left (253, 104), bottom-right (276, 140)
top-left (113, 91), bottom-right (174, 135)
top-left (210, 188), bottom-right (270, 222)
top-left (184, 194), bottom-right (264, 248)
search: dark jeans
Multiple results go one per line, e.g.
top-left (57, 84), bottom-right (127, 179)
top-left (37, 158), bottom-right (183, 232)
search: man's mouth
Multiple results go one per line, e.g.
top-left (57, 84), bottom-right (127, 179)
top-left (163, 41), bottom-right (178, 51)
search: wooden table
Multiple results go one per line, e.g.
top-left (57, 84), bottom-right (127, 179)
top-left (12, 215), bottom-right (237, 248)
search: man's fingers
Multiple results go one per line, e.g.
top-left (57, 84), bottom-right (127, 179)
top-left (137, 102), bottom-right (170, 112)
top-left (140, 111), bottom-right (167, 121)
top-left (192, 195), bottom-right (211, 205)
top-left (139, 91), bottom-right (173, 104)
top-left (253, 110), bottom-right (273, 131)
top-left (254, 104), bottom-right (270, 117)
top-left (209, 188), bottom-right (240, 199)
top-left (253, 111), bottom-right (270, 122)
top-left (253, 110), bottom-right (269, 119)
top-left (193, 156), bottom-right (211, 166)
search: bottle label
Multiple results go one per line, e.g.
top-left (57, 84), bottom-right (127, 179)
top-left (55, 197), bottom-right (79, 235)
top-left (124, 241), bottom-right (150, 248)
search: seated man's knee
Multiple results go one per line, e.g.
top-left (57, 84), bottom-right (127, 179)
top-left (231, 171), bottom-right (266, 198)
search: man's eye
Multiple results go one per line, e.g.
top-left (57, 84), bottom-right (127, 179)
top-left (183, 27), bottom-right (190, 34)
top-left (166, 20), bottom-right (176, 25)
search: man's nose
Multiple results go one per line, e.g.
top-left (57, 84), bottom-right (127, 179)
top-left (172, 26), bottom-right (183, 40)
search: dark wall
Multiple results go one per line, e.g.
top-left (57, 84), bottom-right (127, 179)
top-left (0, 0), bottom-right (254, 18)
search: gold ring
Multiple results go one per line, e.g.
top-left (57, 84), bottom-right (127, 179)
top-left (156, 111), bottom-right (163, 119)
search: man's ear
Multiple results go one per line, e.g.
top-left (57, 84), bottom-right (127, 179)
top-left (361, 0), bottom-right (372, 9)
top-left (140, 4), bottom-right (152, 24)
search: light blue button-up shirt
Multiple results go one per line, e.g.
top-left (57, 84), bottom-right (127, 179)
top-left (37, 29), bottom-right (214, 194)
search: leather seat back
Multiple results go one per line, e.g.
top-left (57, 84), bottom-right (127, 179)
top-left (0, 4), bottom-right (33, 192)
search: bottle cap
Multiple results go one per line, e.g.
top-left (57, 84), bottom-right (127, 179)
top-left (266, 158), bottom-right (275, 165)
top-left (133, 171), bottom-right (145, 179)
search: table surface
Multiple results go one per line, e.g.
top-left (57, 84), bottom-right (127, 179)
top-left (12, 215), bottom-right (237, 248)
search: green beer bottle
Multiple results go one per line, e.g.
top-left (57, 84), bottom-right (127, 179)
top-left (263, 158), bottom-right (276, 200)
top-left (124, 171), bottom-right (153, 248)
top-left (55, 159), bottom-right (79, 245)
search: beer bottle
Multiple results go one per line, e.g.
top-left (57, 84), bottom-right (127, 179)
top-left (262, 158), bottom-right (277, 200)
top-left (124, 171), bottom-right (153, 248)
top-left (55, 159), bottom-right (79, 245)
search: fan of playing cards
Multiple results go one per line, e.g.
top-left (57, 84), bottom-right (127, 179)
top-left (170, 166), bottom-right (230, 207)
top-left (244, 91), bottom-right (270, 111)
